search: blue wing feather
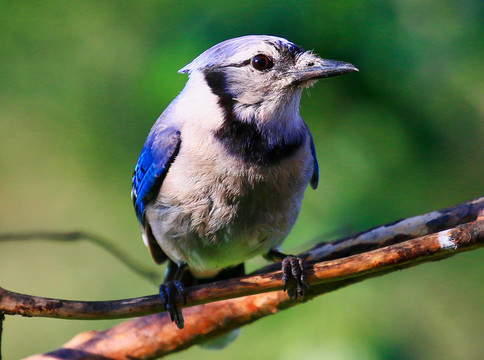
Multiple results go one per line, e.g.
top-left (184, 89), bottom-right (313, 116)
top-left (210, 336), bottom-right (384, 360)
top-left (132, 127), bottom-right (181, 223)
top-left (309, 134), bottom-right (319, 189)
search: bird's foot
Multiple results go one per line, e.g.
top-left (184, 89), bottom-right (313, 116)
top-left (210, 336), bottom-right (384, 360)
top-left (281, 255), bottom-right (309, 300)
top-left (159, 280), bottom-right (187, 329)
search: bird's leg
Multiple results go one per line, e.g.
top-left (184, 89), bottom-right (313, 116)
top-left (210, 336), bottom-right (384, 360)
top-left (264, 249), bottom-right (308, 300)
top-left (159, 261), bottom-right (188, 329)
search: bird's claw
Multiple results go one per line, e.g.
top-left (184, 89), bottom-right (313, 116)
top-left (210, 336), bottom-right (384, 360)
top-left (159, 280), bottom-right (186, 329)
top-left (281, 255), bottom-right (309, 300)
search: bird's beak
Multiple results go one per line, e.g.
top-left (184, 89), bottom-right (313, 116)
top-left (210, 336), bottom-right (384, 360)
top-left (292, 56), bottom-right (358, 84)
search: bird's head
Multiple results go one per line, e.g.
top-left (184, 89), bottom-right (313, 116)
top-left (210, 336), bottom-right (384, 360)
top-left (179, 35), bottom-right (357, 125)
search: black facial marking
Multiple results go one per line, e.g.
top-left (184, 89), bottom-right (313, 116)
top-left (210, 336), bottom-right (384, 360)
top-left (286, 43), bottom-right (304, 57)
top-left (204, 69), bottom-right (234, 116)
top-left (204, 68), bottom-right (304, 166)
top-left (268, 40), bottom-right (304, 62)
top-left (224, 59), bottom-right (251, 68)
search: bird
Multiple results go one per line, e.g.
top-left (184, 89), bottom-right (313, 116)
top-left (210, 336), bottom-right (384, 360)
top-left (131, 35), bottom-right (357, 330)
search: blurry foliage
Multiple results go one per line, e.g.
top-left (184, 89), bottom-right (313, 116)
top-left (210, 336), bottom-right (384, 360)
top-left (0, 0), bottom-right (483, 359)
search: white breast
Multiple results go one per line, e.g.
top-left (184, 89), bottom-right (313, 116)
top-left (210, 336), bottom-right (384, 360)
top-left (146, 132), bottom-right (313, 277)
top-left (144, 72), bottom-right (314, 277)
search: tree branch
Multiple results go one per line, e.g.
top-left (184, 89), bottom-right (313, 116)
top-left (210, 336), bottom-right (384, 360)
top-left (26, 217), bottom-right (484, 360)
top-left (0, 231), bottom-right (160, 285)
top-left (1, 197), bottom-right (482, 359)
top-left (0, 312), bottom-right (4, 360)
top-left (1, 217), bottom-right (483, 323)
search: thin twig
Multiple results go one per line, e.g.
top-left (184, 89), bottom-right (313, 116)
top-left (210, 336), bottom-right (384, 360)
top-left (0, 231), bottom-right (160, 285)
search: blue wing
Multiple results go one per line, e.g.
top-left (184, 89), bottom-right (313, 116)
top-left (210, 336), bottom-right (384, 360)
top-left (132, 126), bottom-right (181, 223)
top-left (309, 134), bottom-right (319, 189)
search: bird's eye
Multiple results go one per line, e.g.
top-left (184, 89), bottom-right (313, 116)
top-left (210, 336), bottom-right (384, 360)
top-left (251, 55), bottom-right (273, 71)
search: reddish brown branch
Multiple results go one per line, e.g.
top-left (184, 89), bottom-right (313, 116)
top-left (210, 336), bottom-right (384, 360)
top-left (0, 312), bottom-right (4, 360)
top-left (24, 217), bottom-right (483, 360)
top-left (2, 218), bottom-right (482, 321)
top-left (303, 196), bottom-right (484, 261)
top-left (2, 198), bottom-right (483, 322)
top-left (1, 197), bottom-right (482, 359)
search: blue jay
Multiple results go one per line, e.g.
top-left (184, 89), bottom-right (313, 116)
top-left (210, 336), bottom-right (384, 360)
top-left (132, 35), bottom-right (357, 329)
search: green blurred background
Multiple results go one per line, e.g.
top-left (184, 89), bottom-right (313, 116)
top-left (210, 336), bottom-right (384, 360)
top-left (1, 0), bottom-right (483, 359)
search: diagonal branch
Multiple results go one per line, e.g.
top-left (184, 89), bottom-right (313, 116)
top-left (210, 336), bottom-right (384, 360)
top-left (2, 197), bottom-right (483, 321)
top-left (24, 215), bottom-right (483, 360)
top-left (1, 216), bottom-right (482, 323)
top-left (0, 197), bottom-right (482, 359)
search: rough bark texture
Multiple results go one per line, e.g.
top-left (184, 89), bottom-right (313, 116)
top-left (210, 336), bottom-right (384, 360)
top-left (0, 197), bottom-right (481, 359)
